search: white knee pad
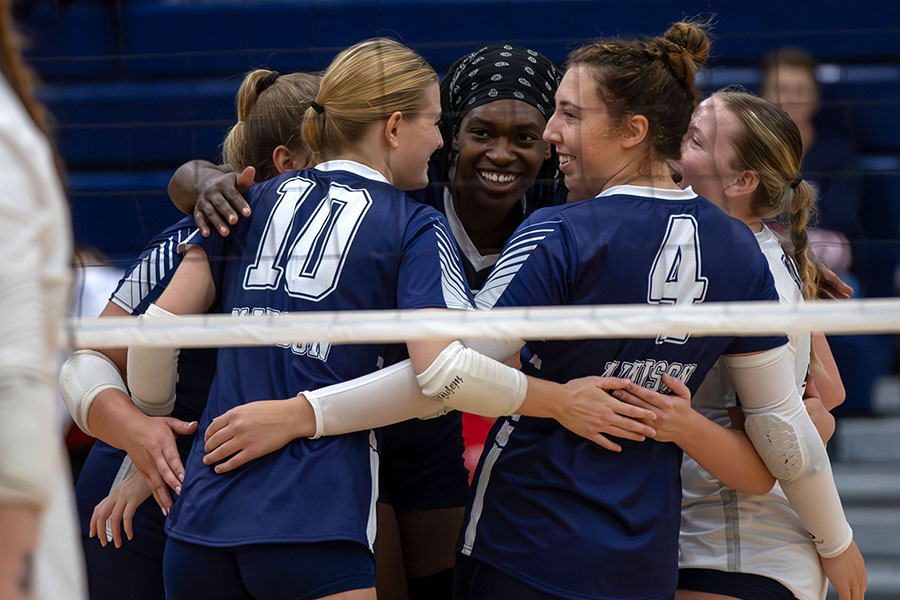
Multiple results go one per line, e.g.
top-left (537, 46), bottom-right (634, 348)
top-left (743, 409), bottom-right (809, 482)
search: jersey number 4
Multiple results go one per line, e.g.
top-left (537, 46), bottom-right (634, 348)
top-left (647, 214), bottom-right (708, 344)
top-left (243, 176), bottom-right (372, 301)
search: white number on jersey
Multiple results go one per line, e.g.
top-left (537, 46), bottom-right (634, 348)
top-left (647, 214), bottom-right (708, 344)
top-left (243, 176), bottom-right (372, 301)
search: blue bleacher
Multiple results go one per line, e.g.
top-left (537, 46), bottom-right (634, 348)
top-left (15, 0), bottom-right (900, 272)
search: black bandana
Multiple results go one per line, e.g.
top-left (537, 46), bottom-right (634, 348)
top-left (444, 44), bottom-right (560, 131)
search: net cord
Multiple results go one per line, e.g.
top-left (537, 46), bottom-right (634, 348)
top-left (65, 298), bottom-right (900, 349)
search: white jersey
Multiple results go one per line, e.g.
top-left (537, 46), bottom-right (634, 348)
top-left (0, 75), bottom-right (86, 599)
top-left (679, 224), bottom-right (826, 600)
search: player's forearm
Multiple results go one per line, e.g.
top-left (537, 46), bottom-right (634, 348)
top-left (676, 413), bottom-right (775, 495)
top-left (810, 333), bottom-right (845, 411)
top-left (86, 387), bottom-right (154, 450)
top-left (168, 160), bottom-right (229, 215)
top-left (726, 346), bottom-right (853, 557)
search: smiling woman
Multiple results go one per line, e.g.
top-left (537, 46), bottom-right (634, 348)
top-left (432, 44), bottom-right (561, 289)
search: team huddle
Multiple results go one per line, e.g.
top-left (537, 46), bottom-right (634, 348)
top-left (58, 19), bottom-right (867, 600)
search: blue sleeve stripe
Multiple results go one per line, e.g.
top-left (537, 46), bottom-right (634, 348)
top-left (108, 229), bottom-right (190, 315)
top-left (433, 224), bottom-right (473, 310)
top-left (490, 242), bottom-right (541, 273)
top-left (148, 247), bottom-right (159, 290)
top-left (474, 274), bottom-right (518, 309)
top-left (433, 223), bottom-right (468, 285)
top-left (482, 256), bottom-right (531, 282)
top-left (437, 252), bottom-right (469, 297)
top-left (506, 222), bottom-right (559, 245)
top-left (433, 223), bottom-right (470, 290)
top-left (435, 236), bottom-right (469, 294)
top-left (138, 254), bottom-right (150, 301)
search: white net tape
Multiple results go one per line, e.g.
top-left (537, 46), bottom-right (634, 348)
top-left (66, 298), bottom-right (900, 349)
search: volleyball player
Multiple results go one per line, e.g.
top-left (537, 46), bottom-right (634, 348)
top-left (450, 22), bottom-right (864, 600)
top-left (658, 91), bottom-right (856, 600)
top-left (190, 22), bottom-right (864, 599)
top-left (58, 69), bottom-right (320, 600)
top-left (164, 45), bottom-right (570, 600)
top-left (128, 38), bottom-right (650, 600)
top-left (375, 44), bottom-right (562, 600)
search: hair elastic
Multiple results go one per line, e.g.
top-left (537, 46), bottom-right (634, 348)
top-left (256, 71), bottom-right (281, 96)
top-left (310, 101), bottom-right (325, 114)
top-left (789, 175), bottom-right (803, 189)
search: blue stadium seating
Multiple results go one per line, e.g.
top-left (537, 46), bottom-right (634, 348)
top-left (16, 0), bottom-right (900, 271)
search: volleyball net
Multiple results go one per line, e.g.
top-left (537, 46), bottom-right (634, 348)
top-left (65, 298), bottom-right (900, 350)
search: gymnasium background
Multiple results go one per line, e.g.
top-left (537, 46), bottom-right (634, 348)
top-left (14, 1), bottom-right (900, 597)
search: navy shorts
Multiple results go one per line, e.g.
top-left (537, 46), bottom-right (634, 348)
top-left (679, 568), bottom-right (797, 600)
top-left (164, 538), bottom-right (375, 600)
top-left (452, 554), bottom-right (568, 600)
top-left (82, 536), bottom-right (164, 600)
top-left (378, 412), bottom-right (469, 511)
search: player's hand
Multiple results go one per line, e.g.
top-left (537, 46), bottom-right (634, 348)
top-left (817, 263), bottom-right (853, 300)
top-left (203, 396), bottom-right (316, 473)
top-left (194, 166), bottom-right (255, 237)
top-left (820, 540), bottom-right (866, 600)
top-left (554, 376), bottom-right (656, 452)
top-left (121, 414), bottom-right (196, 512)
top-left (611, 374), bottom-right (694, 444)
top-left (88, 465), bottom-right (152, 549)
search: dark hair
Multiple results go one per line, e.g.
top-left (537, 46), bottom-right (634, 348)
top-left (567, 19), bottom-right (711, 161)
top-left (434, 49), bottom-right (562, 210)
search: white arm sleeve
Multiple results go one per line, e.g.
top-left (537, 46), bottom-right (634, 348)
top-left (304, 360), bottom-right (447, 439)
top-left (58, 349), bottom-right (127, 437)
top-left (127, 304), bottom-right (179, 416)
top-left (416, 341), bottom-right (527, 417)
top-left (305, 337), bottom-right (526, 439)
top-left (725, 345), bottom-right (853, 558)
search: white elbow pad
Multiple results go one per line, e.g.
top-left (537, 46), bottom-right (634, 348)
top-left (127, 304), bottom-right (179, 416)
top-left (304, 360), bottom-right (447, 439)
top-left (0, 373), bottom-right (59, 508)
top-left (59, 349), bottom-right (127, 437)
top-left (726, 346), bottom-right (853, 557)
top-left (416, 341), bottom-right (527, 418)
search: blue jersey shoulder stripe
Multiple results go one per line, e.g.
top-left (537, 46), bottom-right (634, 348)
top-left (110, 220), bottom-right (197, 315)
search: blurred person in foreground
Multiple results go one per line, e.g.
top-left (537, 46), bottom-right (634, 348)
top-left (0, 2), bottom-right (86, 598)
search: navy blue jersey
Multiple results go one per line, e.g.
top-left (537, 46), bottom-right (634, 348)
top-left (166, 160), bottom-right (474, 549)
top-left (461, 185), bottom-right (787, 600)
top-left (75, 217), bottom-right (217, 560)
top-left (416, 180), bottom-right (558, 292)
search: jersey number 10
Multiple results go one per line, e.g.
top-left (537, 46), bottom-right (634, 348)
top-left (243, 176), bottom-right (372, 301)
top-left (647, 214), bottom-right (709, 344)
